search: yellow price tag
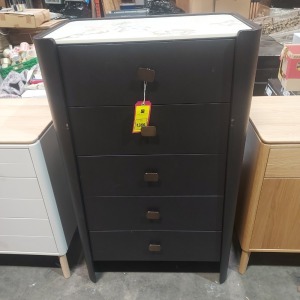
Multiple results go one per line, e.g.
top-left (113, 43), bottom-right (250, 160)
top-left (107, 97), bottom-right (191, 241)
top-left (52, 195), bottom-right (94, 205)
top-left (132, 101), bottom-right (152, 133)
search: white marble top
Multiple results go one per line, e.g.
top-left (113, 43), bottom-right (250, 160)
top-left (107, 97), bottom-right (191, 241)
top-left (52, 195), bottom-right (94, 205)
top-left (45, 15), bottom-right (251, 44)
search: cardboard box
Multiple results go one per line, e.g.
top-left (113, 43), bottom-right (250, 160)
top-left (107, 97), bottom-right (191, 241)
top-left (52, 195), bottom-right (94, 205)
top-left (0, 0), bottom-right (7, 7)
top-left (7, 19), bottom-right (64, 45)
top-left (279, 44), bottom-right (300, 91)
top-left (0, 9), bottom-right (50, 28)
top-left (176, 0), bottom-right (251, 18)
top-left (215, 0), bottom-right (251, 19)
top-left (176, 0), bottom-right (214, 13)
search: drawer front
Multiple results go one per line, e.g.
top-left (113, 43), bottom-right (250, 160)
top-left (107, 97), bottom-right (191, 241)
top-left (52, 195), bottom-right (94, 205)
top-left (90, 231), bottom-right (221, 261)
top-left (0, 149), bottom-right (36, 178)
top-left (78, 155), bottom-right (226, 197)
top-left (0, 236), bottom-right (57, 254)
top-left (265, 148), bottom-right (300, 178)
top-left (85, 196), bottom-right (223, 231)
top-left (0, 218), bottom-right (53, 236)
top-left (0, 199), bottom-right (48, 219)
top-left (69, 104), bottom-right (230, 156)
top-left (0, 178), bottom-right (42, 200)
top-left (58, 39), bottom-right (234, 106)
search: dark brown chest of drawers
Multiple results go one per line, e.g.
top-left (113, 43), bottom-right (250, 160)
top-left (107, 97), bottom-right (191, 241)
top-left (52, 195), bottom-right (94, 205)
top-left (34, 14), bottom-right (261, 283)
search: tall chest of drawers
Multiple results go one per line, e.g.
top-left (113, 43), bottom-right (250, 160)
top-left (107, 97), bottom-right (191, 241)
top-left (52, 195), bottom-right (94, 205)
top-left (34, 14), bottom-right (261, 282)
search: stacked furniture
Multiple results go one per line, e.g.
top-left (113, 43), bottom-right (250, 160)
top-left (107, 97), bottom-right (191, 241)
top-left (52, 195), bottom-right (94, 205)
top-left (34, 14), bottom-right (261, 283)
top-left (236, 96), bottom-right (300, 274)
top-left (0, 98), bottom-right (76, 278)
top-left (254, 36), bottom-right (283, 96)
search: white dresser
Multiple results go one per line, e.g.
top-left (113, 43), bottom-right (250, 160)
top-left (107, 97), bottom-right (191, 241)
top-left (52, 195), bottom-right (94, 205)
top-left (0, 98), bottom-right (76, 278)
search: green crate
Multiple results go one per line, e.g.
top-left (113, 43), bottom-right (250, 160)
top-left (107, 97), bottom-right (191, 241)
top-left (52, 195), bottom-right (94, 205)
top-left (0, 57), bottom-right (38, 79)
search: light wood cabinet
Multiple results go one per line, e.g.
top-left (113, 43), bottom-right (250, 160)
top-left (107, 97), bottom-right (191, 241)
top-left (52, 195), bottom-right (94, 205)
top-left (236, 96), bottom-right (300, 274)
top-left (0, 98), bottom-right (76, 278)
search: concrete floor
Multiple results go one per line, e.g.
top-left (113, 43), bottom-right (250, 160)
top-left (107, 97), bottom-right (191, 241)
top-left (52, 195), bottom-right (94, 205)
top-left (0, 239), bottom-right (300, 300)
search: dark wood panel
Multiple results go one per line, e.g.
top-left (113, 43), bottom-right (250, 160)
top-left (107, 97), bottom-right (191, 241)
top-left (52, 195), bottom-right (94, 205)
top-left (69, 104), bottom-right (230, 155)
top-left (255, 68), bottom-right (278, 83)
top-left (78, 154), bottom-right (226, 197)
top-left (85, 196), bottom-right (224, 231)
top-left (253, 83), bottom-right (267, 96)
top-left (90, 231), bottom-right (221, 261)
top-left (58, 39), bottom-right (234, 106)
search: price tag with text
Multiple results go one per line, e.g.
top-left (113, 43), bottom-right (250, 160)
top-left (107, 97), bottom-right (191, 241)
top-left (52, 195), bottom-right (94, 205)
top-left (132, 101), bottom-right (152, 133)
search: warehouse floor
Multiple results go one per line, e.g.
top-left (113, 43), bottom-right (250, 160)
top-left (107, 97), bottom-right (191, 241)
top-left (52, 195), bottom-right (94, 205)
top-left (0, 235), bottom-right (300, 300)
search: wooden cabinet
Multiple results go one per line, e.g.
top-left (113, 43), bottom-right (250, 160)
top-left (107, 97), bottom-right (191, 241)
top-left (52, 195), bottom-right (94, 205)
top-left (34, 14), bottom-right (261, 282)
top-left (0, 99), bottom-right (76, 278)
top-left (236, 96), bottom-right (300, 274)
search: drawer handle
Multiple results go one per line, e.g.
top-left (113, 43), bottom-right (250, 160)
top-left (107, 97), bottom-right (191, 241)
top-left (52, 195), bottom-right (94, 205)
top-left (144, 172), bottom-right (159, 182)
top-left (146, 210), bottom-right (160, 220)
top-left (148, 243), bottom-right (161, 252)
top-left (141, 126), bottom-right (157, 137)
top-left (137, 67), bottom-right (155, 82)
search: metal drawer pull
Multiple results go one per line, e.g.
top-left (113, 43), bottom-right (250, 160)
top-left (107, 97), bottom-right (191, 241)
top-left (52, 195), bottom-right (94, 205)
top-left (148, 244), bottom-right (161, 252)
top-left (146, 210), bottom-right (160, 220)
top-left (144, 172), bottom-right (159, 182)
top-left (137, 68), bottom-right (155, 82)
top-left (141, 126), bottom-right (156, 137)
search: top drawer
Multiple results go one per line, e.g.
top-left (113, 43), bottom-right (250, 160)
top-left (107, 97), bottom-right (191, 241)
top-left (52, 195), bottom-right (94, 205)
top-left (265, 148), bottom-right (300, 178)
top-left (0, 149), bottom-right (36, 178)
top-left (58, 39), bottom-right (234, 106)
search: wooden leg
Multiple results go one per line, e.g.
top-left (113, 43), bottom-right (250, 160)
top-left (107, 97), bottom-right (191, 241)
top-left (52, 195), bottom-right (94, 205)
top-left (239, 250), bottom-right (250, 275)
top-left (59, 255), bottom-right (71, 279)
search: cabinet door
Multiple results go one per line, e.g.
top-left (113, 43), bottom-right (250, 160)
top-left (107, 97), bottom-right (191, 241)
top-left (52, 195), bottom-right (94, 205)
top-left (250, 179), bottom-right (300, 250)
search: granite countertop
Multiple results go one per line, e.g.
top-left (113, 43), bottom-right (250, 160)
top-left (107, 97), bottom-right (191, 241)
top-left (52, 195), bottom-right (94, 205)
top-left (44, 14), bottom-right (251, 44)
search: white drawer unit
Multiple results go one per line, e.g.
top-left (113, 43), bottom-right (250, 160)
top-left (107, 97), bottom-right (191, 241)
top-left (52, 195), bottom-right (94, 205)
top-left (0, 199), bottom-right (48, 219)
top-left (0, 219), bottom-right (53, 236)
top-left (0, 236), bottom-right (57, 254)
top-left (0, 98), bottom-right (76, 278)
top-left (0, 178), bottom-right (43, 199)
top-left (0, 149), bottom-right (36, 177)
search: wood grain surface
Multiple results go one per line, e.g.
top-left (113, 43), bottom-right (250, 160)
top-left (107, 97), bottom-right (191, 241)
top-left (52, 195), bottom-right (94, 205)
top-left (236, 123), bottom-right (270, 251)
top-left (250, 96), bottom-right (300, 144)
top-left (0, 98), bottom-right (51, 144)
top-left (265, 148), bottom-right (300, 178)
top-left (237, 96), bottom-right (300, 273)
top-left (250, 178), bottom-right (300, 250)
top-left (102, 0), bottom-right (120, 14)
